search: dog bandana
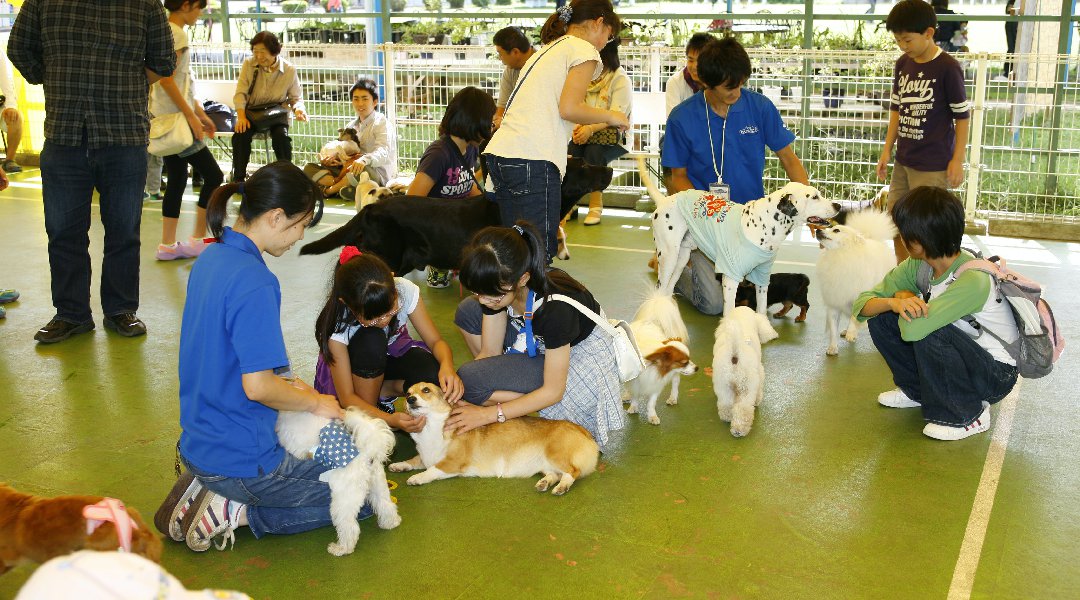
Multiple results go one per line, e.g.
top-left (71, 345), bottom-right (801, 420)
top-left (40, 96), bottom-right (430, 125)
top-left (676, 191), bottom-right (775, 287)
top-left (313, 420), bottom-right (360, 469)
top-left (83, 498), bottom-right (139, 553)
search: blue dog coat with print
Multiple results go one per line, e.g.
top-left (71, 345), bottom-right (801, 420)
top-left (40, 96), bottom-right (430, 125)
top-left (312, 420), bottom-right (359, 469)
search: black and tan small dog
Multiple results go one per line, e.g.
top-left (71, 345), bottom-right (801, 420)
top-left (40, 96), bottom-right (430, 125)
top-left (734, 273), bottom-right (811, 322)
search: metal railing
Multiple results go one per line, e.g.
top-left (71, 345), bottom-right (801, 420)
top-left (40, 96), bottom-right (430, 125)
top-left (191, 42), bottom-right (1080, 231)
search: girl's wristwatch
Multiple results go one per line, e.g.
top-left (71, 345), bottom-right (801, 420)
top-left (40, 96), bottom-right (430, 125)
top-left (496, 403), bottom-right (506, 423)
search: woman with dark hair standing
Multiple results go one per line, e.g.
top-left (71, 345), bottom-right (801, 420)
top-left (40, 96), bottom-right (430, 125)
top-left (483, 0), bottom-right (629, 261)
top-left (566, 36), bottom-right (632, 226)
top-left (407, 86), bottom-right (497, 287)
top-left (231, 31), bottom-right (307, 182)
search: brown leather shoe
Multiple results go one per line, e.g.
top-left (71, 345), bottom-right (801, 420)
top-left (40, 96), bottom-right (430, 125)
top-left (103, 312), bottom-right (147, 337)
top-left (34, 318), bottom-right (95, 344)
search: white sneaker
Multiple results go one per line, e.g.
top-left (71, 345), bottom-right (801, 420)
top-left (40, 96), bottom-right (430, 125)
top-left (878, 388), bottom-right (921, 408)
top-left (923, 403), bottom-right (991, 441)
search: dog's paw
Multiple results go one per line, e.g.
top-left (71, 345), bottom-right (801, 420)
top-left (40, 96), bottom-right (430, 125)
top-left (328, 541), bottom-right (355, 556)
top-left (826, 344), bottom-right (839, 356)
top-left (648, 414), bottom-right (661, 425)
top-left (535, 473), bottom-right (559, 492)
top-left (843, 330), bottom-right (858, 343)
top-left (387, 461), bottom-right (410, 472)
top-left (551, 483), bottom-right (572, 496)
top-left (378, 511), bottom-right (402, 530)
top-left (795, 315), bottom-right (807, 323)
top-left (626, 403), bottom-right (638, 414)
top-left (665, 396), bottom-right (678, 406)
top-left (730, 425), bottom-right (750, 438)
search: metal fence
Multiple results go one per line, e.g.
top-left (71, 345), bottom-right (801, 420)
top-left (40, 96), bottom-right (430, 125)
top-left (190, 42), bottom-right (1080, 232)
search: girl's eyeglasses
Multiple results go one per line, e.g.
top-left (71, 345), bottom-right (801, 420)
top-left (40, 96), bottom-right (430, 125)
top-left (352, 299), bottom-right (399, 328)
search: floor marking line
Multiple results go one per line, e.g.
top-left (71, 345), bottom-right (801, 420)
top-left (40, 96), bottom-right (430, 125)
top-left (947, 381), bottom-right (1022, 600)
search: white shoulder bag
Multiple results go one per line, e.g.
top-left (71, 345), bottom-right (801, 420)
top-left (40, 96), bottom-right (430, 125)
top-left (148, 77), bottom-right (194, 157)
top-left (549, 294), bottom-right (644, 382)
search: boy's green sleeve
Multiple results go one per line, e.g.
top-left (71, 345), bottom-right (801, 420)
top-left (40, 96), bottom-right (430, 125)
top-left (852, 259), bottom-right (921, 322)
top-left (898, 271), bottom-right (991, 342)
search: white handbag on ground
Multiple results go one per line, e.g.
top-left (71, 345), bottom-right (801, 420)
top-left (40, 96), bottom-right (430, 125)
top-left (148, 78), bottom-right (193, 157)
top-left (549, 294), bottom-right (644, 382)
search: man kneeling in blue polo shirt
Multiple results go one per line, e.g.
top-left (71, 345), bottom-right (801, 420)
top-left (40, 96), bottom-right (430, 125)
top-left (661, 37), bottom-right (809, 315)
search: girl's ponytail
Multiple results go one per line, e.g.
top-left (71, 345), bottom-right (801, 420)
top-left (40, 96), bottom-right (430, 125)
top-left (206, 182), bottom-right (241, 240)
top-left (512, 221), bottom-right (552, 298)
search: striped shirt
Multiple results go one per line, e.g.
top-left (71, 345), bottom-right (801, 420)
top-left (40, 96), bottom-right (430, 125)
top-left (7, 0), bottom-right (174, 149)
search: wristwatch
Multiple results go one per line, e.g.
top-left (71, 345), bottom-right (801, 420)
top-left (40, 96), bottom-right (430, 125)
top-left (496, 403), bottom-right (506, 423)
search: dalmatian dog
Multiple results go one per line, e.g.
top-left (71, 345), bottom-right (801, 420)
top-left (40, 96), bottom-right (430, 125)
top-left (638, 157), bottom-right (839, 317)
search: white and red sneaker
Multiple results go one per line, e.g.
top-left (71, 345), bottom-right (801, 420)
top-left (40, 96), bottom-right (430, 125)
top-left (923, 403), bottom-right (991, 441)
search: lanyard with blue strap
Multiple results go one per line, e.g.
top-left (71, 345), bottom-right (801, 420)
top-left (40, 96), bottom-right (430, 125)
top-left (506, 290), bottom-right (538, 357)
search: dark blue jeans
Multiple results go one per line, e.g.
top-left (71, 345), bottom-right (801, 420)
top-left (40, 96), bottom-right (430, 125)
top-left (485, 155), bottom-right (561, 262)
top-left (183, 453), bottom-right (372, 538)
top-left (868, 312), bottom-right (1018, 426)
top-left (40, 140), bottom-right (147, 323)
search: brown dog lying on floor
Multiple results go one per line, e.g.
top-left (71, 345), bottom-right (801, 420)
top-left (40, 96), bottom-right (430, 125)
top-left (388, 384), bottom-right (599, 495)
top-left (0, 483), bottom-right (162, 573)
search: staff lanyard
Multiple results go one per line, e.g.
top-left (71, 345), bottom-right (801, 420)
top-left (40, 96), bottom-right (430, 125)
top-left (705, 93), bottom-right (727, 183)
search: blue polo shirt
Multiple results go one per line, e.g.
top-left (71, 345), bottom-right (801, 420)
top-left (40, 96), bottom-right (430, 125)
top-left (662, 88), bottom-right (796, 203)
top-left (178, 227), bottom-right (289, 478)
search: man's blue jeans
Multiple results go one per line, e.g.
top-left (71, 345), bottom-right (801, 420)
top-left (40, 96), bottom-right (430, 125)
top-left (867, 312), bottom-right (1018, 426)
top-left (40, 140), bottom-right (146, 323)
top-left (183, 453), bottom-right (373, 538)
top-left (485, 155), bottom-right (561, 261)
top-left (674, 249), bottom-right (724, 316)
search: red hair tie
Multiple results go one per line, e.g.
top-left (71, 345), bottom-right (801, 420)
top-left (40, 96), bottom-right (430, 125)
top-left (339, 246), bottom-right (362, 265)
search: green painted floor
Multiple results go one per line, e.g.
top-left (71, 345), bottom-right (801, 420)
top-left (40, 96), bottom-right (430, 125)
top-left (1, 170), bottom-right (1078, 599)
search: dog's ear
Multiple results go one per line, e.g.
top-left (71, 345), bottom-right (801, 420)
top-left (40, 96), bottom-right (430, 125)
top-left (777, 194), bottom-right (799, 217)
top-left (755, 313), bottom-right (780, 344)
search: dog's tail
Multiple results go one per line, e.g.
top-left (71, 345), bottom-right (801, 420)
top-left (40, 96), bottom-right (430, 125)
top-left (636, 156), bottom-right (666, 205)
top-left (843, 209), bottom-right (897, 242)
top-left (299, 211), bottom-right (363, 255)
top-left (632, 287), bottom-right (689, 342)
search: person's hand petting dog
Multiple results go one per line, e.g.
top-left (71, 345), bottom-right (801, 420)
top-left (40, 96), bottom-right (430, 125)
top-left (391, 412), bottom-right (427, 433)
top-left (438, 366), bottom-right (464, 405)
top-left (445, 402), bottom-right (495, 436)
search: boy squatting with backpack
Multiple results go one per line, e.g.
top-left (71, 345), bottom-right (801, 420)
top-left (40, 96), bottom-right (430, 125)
top-left (853, 186), bottom-right (1020, 441)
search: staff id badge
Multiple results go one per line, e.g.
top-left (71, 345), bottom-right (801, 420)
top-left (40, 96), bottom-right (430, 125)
top-left (709, 181), bottom-right (731, 202)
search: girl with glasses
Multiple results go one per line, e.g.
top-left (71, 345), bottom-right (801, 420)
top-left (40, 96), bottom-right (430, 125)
top-left (314, 250), bottom-right (463, 433)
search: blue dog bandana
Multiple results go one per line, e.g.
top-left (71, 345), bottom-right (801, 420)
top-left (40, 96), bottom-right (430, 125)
top-left (312, 420), bottom-right (360, 469)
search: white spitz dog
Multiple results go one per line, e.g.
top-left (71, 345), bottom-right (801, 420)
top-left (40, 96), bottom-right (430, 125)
top-left (713, 306), bottom-right (779, 437)
top-left (815, 210), bottom-right (898, 356)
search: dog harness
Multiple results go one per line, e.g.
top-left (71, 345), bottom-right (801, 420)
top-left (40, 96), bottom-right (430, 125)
top-left (676, 191), bottom-right (775, 286)
top-left (312, 420), bottom-right (360, 469)
top-left (83, 498), bottom-right (139, 553)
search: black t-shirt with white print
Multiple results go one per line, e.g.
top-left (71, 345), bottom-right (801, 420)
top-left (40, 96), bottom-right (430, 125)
top-left (416, 135), bottom-right (480, 199)
top-left (481, 269), bottom-right (599, 351)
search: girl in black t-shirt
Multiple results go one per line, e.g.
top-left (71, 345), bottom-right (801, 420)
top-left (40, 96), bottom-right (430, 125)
top-left (450, 221), bottom-right (627, 449)
top-left (408, 87), bottom-right (497, 288)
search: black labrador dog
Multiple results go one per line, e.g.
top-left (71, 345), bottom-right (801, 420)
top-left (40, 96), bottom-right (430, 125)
top-left (299, 157), bottom-right (612, 274)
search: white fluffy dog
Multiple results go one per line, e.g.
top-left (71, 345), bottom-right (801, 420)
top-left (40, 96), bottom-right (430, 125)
top-left (626, 290), bottom-right (697, 425)
top-left (713, 306), bottom-right (779, 437)
top-left (815, 210), bottom-right (897, 356)
top-left (276, 407), bottom-right (401, 556)
top-left (389, 383), bottom-right (599, 495)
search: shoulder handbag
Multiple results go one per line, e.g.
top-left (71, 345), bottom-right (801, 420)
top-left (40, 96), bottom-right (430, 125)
top-left (549, 294), bottom-right (644, 382)
top-left (244, 67), bottom-right (290, 131)
top-left (148, 77), bottom-right (194, 157)
top-left (585, 126), bottom-right (625, 146)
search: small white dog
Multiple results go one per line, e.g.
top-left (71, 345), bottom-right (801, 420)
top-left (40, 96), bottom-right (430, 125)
top-left (276, 407), bottom-right (401, 556)
top-left (389, 383), bottom-right (599, 495)
top-left (626, 290), bottom-right (697, 425)
top-left (815, 210), bottom-right (897, 356)
top-left (713, 306), bottom-right (779, 437)
top-left (318, 128), bottom-right (362, 163)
